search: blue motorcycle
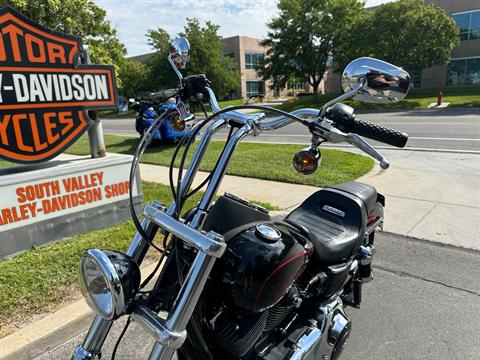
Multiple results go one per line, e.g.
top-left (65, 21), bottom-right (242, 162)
top-left (129, 95), bottom-right (194, 143)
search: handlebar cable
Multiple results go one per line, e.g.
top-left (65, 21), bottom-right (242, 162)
top-left (110, 316), bottom-right (131, 360)
top-left (175, 102), bottom-right (210, 210)
top-left (185, 125), bottom-right (234, 200)
top-left (171, 103), bottom-right (315, 215)
top-left (129, 110), bottom-right (175, 254)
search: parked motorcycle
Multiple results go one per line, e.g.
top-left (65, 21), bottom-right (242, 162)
top-left (129, 39), bottom-right (195, 143)
top-left (130, 89), bottom-right (194, 143)
top-left (72, 37), bottom-right (410, 360)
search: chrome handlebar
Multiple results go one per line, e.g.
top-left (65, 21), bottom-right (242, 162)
top-left (206, 86), bottom-right (390, 168)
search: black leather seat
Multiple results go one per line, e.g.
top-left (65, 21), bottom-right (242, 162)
top-left (286, 182), bottom-right (377, 264)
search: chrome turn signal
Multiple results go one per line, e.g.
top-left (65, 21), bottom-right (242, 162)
top-left (293, 147), bottom-right (321, 175)
top-left (171, 116), bottom-right (186, 131)
top-left (79, 249), bottom-right (140, 320)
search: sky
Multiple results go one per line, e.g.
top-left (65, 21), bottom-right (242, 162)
top-left (96, 0), bottom-right (396, 56)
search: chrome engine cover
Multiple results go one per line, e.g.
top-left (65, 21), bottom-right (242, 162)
top-left (288, 297), bottom-right (351, 360)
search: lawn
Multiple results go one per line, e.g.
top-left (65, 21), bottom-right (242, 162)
top-left (276, 86), bottom-right (480, 112)
top-left (0, 181), bottom-right (273, 338)
top-left (0, 131), bottom-right (373, 337)
top-left (65, 134), bottom-right (374, 188)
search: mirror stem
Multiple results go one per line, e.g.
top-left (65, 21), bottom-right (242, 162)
top-left (168, 54), bottom-right (184, 83)
top-left (319, 80), bottom-right (364, 118)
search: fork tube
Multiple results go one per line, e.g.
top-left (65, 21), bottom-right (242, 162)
top-left (189, 124), bottom-right (251, 228)
top-left (167, 119), bottom-right (226, 215)
top-left (148, 251), bottom-right (218, 360)
top-left (73, 214), bottom-right (160, 359)
top-left (178, 119), bottom-right (226, 197)
top-left (147, 125), bottom-right (251, 360)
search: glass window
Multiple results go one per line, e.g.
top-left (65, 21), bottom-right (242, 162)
top-left (470, 11), bottom-right (480, 40)
top-left (465, 58), bottom-right (480, 85)
top-left (452, 10), bottom-right (480, 41)
top-left (287, 82), bottom-right (306, 91)
top-left (447, 58), bottom-right (480, 86)
top-left (224, 51), bottom-right (235, 58)
top-left (245, 52), bottom-right (264, 69)
top-left (246, 81), bottom-right (264, 97)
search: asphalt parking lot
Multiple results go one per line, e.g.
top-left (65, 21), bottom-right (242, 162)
top-left (10, 233), bottom-right (479, 360)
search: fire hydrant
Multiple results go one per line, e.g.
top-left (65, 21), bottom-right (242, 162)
top-left (437, 91), bottom-right (444, 106)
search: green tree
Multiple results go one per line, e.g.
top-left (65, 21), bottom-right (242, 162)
top-left (144, 27), bottom-right (178, 90)
top-left (260, 0), bottom-right (364, 100)
top-left (335, 0), bottom-right (459, 74)
top-left (1, 0), bottom-right (126, 69)
top-left (118, 60), bottom-right (149, 98)
top-left (146, 19), bottom-right (240, 98)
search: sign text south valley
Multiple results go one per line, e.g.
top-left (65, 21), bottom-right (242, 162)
top-left (0, 171), bottom-right (130, 226)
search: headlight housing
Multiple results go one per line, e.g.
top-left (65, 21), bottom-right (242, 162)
top-left (79, 249), bottom-right (140, 320)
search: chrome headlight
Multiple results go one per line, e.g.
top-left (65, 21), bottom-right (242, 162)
top-left (79, 249), bottom-right (140, 320)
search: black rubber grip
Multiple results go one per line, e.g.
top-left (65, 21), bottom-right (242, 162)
top-left (346, 119), bottom-right (408, 148)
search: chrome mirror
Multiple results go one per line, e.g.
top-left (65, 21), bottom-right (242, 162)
top-left (342, 57), bottom-right (411, 103)
top-left (170, 37), bottom-right (190, 69)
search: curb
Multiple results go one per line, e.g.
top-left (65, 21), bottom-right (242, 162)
top-left (0, 300), bottom-right (92, 359)
top-left (0, 262), bottom-right (159, 359)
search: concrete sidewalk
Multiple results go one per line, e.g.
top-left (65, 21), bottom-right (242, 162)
top-left (1, 148), bottom-right (479, 358)
top-left (139, 148), bottom-right (480, 250)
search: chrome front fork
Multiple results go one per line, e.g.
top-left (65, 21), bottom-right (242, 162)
top-left (73, 121), bottom-right (251, 360)
top-left (72, 214), bottom-right (160, 360)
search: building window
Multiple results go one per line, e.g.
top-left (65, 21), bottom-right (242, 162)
top-left (246, 81), bottom-right (264, 97)
top-left (287, 82), bottom-right (306, 91)
top-left (224, 51), bottom-right (235, 58)
top-left (452, 10), bottom-right (480, 41)
top-left (245, 52), bottom-right (264, 69)
top-left (447, 57), bottom-right (480, 86)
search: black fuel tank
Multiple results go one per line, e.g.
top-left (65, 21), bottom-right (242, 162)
top-left (221, 222), bottom-right (313, 313)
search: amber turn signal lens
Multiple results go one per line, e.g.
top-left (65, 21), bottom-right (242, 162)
top-left (293, 148), bottom-right (320, 175)
top-left (171, 117), bottom-right (186, 131)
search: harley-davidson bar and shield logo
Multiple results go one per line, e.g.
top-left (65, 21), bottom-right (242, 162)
top-left (0, 6), bottom-right (118, 163)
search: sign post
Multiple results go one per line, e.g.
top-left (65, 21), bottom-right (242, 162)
top-left (82, 45), bottom-right (107, 158)
top-left (0, 6), bottom-right (143, 258)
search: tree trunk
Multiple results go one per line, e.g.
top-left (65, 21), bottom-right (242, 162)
top-left (312, 80), bottom-right (321, 103)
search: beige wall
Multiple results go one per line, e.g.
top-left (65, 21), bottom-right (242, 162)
top-left (325, 0), bottom-right (480, 92)
top-left (421, 0), bottom-right (480, 88)
top-left (223, 36), bottom-right (268, 98)
top-left (222, 36), bottom-right (311, 99)
top-left (425, 0), bottom-right (480, 13)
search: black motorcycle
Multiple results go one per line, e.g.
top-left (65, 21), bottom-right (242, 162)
top-left (72, 37), bottom-right (410, 360)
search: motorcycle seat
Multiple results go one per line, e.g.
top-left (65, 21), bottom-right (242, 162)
top-left (286, 182), bottom-right (376, 264)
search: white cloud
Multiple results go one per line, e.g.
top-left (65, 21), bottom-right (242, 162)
top-left (96, 0), bottom-right (277, 56)
top-left (96, 0), bottom-right (396, 56)
top-left (365, 0), bottom-right (396, 7)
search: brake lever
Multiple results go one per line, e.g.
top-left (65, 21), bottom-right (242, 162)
top-left (345, 133), bottom-right (390, 169)
top-left (311, 119), bottom-right (390, 169)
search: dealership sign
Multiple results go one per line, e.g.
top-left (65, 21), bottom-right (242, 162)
top-left (0, 6), bottom-right (118, 163)
top-left (0, 161), bottom-right (138, 232)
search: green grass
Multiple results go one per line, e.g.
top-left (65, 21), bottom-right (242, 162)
top-left (0, 136), bottom-right (370, 336)
top-left (0, 181), bottom-right (279, 337)
top-left (66, 134), bottom-right (374, 188)
top-left (97, 109), bottom-right (136, 117)
top-left (276, 86), bottom-right (480, 112)
top-left (0, 161), bottom-right (14, 168)
top-left (0, 182), bottom-right (170, 335)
